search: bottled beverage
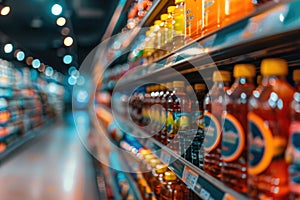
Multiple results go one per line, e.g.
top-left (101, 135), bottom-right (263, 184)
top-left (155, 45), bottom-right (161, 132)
top-left (142, 86), bottom-right (151, 127)
top-left (150, 164), bottom-right (168, 198)
top-left (145, 158), bottom-right (160, 182)
top-left (160, 14), bottom-right (168, 55)
top-left (160, 171), bottom-right (185, 200)
top-left (293, 69), bottom-right (300, 91)
top-left (248, 58), bottom-right (294, 199)
top-left (202, 0), bottom-right (225, 35)
top-left (186, 0), bottom-right (202, 40)
top-left (221, 64), bottom-right (256, 193)
top-left (161, 82), bottom-right (173, 145)
top-left (256, 75), bottom-right (262, 86)
top-left (173, 0), bottom-right (186, 50)
top-left (167, 81), bottom-right (189, 154)
top-left (166, 6), bottom-right (176, 53)
top-left (153, 20), bottom-right (162, 59)
top-left (288, 91), bottom-right (300, 199)
top-left (203, 71), bottom-right (231, 179)
top-left (150, 85), bottom-right (159, 136)
top-left (223, 0), bottom-right (254, 26)
top-left (193, 83), bottom-right (207, 169)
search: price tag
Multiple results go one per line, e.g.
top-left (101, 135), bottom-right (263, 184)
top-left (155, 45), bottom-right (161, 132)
top-left (199, 188), bottom-right (211, 200)
top-left (182, 166), bottom-right (198, 189)
top-left (160, 150), bottom-right (171, 164)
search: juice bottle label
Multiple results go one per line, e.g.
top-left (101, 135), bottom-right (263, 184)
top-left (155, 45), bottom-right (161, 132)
top-left (288, 122), bottom-right (300, 194)
top-left (248, 112), bottom-right (273, 175)
top-left (222, 113), bottom-right (245, 162)
top-left (203, 111), bottom-right (221, 152)
top-left (167, 111), bottom-right (174, 134)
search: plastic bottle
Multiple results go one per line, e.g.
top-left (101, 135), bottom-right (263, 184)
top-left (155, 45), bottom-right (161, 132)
top-left (202, 0), bottom-right (225, 35)
top-left (248, 58), bottom-right (295, 199)
top-left (150, 164), bottom-right (168, 198)
top-left (173, 0), bottom-right (186, 50)
top-left (161, 82), bottom-right (173, 145)
top-left (222, 0), bottom-right (254, 26)
top-left (221, 64), bottom-right (256, 193)
top-left (293, 69), bottom-right (300, 91)
top-left (160, 14), bottom-right (169, 55)
top-left (167, 81), bottom-right (189, 154)
top-left (288, 90), bottom-right (300, 199)
top-left (186, 0), bottom-right (202, 40)
top-left (142, 86), bottom-right (151, 127)
top-left (145, 158), bottom-right (161, 183)
top-left (203, 71), bottom-right (231, 179)
top-left (166, 6), bottom-right (176, 53)
top-left (160, 171), bottom-right (185, 200)
top-left (193, 83), bottom-right (207, 169)
top-left (150, 85), bottom-right (159, 136)
top-left (153, 20), bottom-right (162, 59)
top-left (153, 84), bottom-right (164, 141)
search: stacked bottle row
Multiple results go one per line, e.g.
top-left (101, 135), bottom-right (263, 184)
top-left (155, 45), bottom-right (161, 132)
top-left (120, 134), bottom-right (201, 200)
top-left (129, 58), bottom-right (300, 198)
top-left (130, 0), bottom-right (274, 64)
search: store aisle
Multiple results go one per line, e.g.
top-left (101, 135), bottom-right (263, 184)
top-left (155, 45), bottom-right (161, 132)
top-left (0, 116), bottom-right (99, 200)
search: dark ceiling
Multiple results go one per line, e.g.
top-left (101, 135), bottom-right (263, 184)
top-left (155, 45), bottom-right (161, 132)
top-left (0, 0), bottom-right (119, 74)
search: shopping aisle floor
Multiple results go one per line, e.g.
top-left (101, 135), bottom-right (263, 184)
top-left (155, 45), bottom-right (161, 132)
top-left (0, 115), bottom-right (99, 200)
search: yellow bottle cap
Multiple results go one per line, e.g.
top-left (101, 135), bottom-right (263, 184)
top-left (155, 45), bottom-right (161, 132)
top-left (154, 20), bottom-right (161, 26)
top-left (168, 6), bottom-right (176, 13)
top-left (212, 71), bottom-right (231, 82)
top-left (194, 83), bottom-right (206, 90)
top-left (175, 0), bottom-right (185, 4)
top-left (293, 69), bottom-right (300, 82)
top-left (161, 14), bottom-right (168, 21)
top-left (173, 81), bottom-right (185, 88)
top-left (145, 154), bottom-right (155, 162)
top-left (150, 159), bottom-right (160, 167)
top-left (156, 164), bottom-right (168, 173)
top-left (233, 64), bottom-right (256, 78)
top-left (164, 171), bottom-right (177, 181)
top-left (260, 58), bottom-right (288, 76)
top-left (140, 149), bottom-right (151, 156)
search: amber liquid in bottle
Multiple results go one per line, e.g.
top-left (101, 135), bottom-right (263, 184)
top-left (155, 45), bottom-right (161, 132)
top-left (149, 165), bottom-right (168, 199)
top-left (160, 172), bottom-right (185, 200)
top-left (221, 66), bottom-right (256, 193)
top-left (203, 71), bottom-right (231, 179)
top-left (248, 59), bottom-right (295, 199)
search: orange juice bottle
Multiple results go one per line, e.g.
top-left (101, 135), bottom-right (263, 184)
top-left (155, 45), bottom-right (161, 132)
top-left (288, 90), bottom-right (300, 199)
top-left (248, 58), bottom-right (294, 199)
top-left (293, 69), bottom-right (300, 92)
top-left (202, 0), bottom-right (225, 35)
top-left (160, 171), bottom-right (186, 200)
top-left (221, 64), bottom-right (256, 193)
top-left (186, 0), bottom-right (202, 40)
top-left (222, 0), bottom-right (254, 26)
top-left (173, 0), bottom-right (186, 50)
top-left (203, 71), bottom-right (231, 179)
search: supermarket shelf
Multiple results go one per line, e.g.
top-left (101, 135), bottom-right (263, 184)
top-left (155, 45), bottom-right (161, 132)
top-left (0, 122), bottom-right (52, 162)
top-left (115, 114), bottom-right (248, 200)
top-left (115, 0), bottom-right (300, 87)
top-left (0, 132), bottom-right (19, 143)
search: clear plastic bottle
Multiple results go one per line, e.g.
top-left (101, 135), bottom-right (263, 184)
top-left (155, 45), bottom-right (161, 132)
top-left (161, 82), bottom-right (173, 145)
top-left (167, 81), bottom-right (189, 154)
top-left (221, 64), bottom-right (256, 193)
top-left (203, 71), bottom-right (231, 179)
top-left (160, 171), bottom-right (185, 200)
top-left (248, 58), bottom-right (295, 199)
top-left (293, 69), bottom-right (300, 92)
top-left (166, 6), bottom-right (176, 53)
top-left (160, 14), bottom-right (169, 55)
top-left (173, 0), bottom-right (186, 50)
top-left (150, 164), bottom-right (168, 198)
top-left (288, 91), bottom-right (300, 200)
top-left (193, 83), bottom-right (207, 169)
top-left (153, 20), bottom-right (162, 59)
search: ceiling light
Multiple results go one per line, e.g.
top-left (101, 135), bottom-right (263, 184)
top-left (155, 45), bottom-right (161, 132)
top-left (4, 43), bottom-right (13, 53)
top-left (51, 4), bottom-right (62, 16)
top-left (0, 6), bottom-right (10, 16)
top-left (63, 36), bottom-right (73, 47)
top-left (56, 17), bottom-right (66, 26)
top-left (16, 51), bottom-right (25, 61)
top-left (32, 59), bottom-right (41, 68)
top-left (63, 55), bottom-right (72, 64)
